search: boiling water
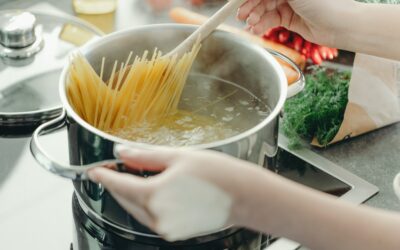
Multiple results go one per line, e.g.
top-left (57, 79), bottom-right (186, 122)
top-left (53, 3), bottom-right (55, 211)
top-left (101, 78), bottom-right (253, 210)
top-left (109, 73), bottom-right (271, 146)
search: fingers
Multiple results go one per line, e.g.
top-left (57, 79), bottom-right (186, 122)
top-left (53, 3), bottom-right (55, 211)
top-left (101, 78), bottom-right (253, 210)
top-left (88, 167), bottom-right (150, 201)
top-left (88, 167), bottom-right (157, 229)
top-left (239, 0), bottom-right (296, 36)
top-left (250, 10), bottom-right (281, 35)
top-left (115, 145), bottom-right (179, 172)
top-left (111, 191), bottom-right (157, 229)
top-left (237, 0), bottom-right (261, 20)
top-left (146, 0), bottom-right (173, 11)
top-left (249, 3), bottom-right (295, 35)
top-left (238, 0), bottom-right (287, 20)
top-left (246, 1), bottom-right (267, 26)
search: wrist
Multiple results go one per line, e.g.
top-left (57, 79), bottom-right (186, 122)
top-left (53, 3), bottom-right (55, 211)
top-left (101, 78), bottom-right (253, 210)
top-left (332, 1), bottom-right (366, 51)
top-left (227, 166), bottom-right (280, 230)
top-left (225, 164), bottom-right (269, 227)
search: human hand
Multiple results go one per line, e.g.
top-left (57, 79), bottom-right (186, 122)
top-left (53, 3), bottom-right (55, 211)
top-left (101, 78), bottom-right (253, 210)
top-left (87, 146), bottom-right (262, 241)
top-left (146, 0), bottom-right (207, 11)
top-left (146, 0), bottom-right (173, 11)
top-left (237, 0), bottom-right (359, 48)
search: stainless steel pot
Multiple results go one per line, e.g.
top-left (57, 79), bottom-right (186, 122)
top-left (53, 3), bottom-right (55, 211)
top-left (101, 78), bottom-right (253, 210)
top-left (30, 24), bottom-right (300, 247)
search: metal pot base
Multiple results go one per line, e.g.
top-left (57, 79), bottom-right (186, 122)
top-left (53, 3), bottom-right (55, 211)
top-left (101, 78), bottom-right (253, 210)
top-left (72, 193), bottom-right (265, 250)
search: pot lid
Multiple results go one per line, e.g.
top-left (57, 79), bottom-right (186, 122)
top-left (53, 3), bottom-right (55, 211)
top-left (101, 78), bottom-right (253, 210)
top-left (0, 9), bottom-right (103, 136)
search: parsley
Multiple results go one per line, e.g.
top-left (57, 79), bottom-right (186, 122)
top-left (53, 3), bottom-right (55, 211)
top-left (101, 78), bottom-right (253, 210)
top-left (282, 66), bottom-right (351, 148)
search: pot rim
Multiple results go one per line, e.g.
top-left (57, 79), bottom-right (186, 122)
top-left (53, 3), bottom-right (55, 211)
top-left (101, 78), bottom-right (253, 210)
top-left (59, 24), bottom-right (287, 149)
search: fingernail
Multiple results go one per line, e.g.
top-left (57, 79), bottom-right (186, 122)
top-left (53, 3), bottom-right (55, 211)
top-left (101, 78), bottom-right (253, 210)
top-left (114, 144), bottom-right (131, 158)
top-left (236, 9), bottom-right (241, 20)
top-left (250, 26), bottom-right (258, 35)
top-left (247, 13), bottom-right (259, 26)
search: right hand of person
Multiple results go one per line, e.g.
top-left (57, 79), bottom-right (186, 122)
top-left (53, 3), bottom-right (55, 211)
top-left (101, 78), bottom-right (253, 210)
top-left (146, 0), bottom-right (207, 11)
top-left (87, 146), bottom-right (265, 241)
top-left (146, 0), bottom-right (173, 11)
top-left (237, 0), bottom-right (359, 48)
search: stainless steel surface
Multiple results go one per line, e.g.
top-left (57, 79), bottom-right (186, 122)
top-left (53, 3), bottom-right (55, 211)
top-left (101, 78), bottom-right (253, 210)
top-left (0, 9), bottom-right (102, 135)
top-left (30, 110), bottom-right (123, 180)
top-left (31, 24), bottom-right (287, 242)
top-left (0, 1), bottom-right (398, 250)
top-left (0, 11), bottom-right (37, 48)
top-left (0, 24), bottom-right (44, 59)
top-left (30, 44), bottom-right (302, 182)
top-left (72, 190), bottom-right (263, 250)
top-left (266, 49), bottom-right (305, 98)
top-left (0, 11), bottom-right (44, 59)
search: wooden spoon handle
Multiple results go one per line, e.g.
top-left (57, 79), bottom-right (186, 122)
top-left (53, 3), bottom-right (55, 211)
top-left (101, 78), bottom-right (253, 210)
top-left (167, 0), bottom-right (246, 57)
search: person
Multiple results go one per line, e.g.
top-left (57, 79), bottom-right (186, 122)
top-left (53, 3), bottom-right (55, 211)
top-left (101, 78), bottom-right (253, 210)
top-left (88, 1), bottom-right (400, 249)
top-left (146, 0), bottom-right (206, 10)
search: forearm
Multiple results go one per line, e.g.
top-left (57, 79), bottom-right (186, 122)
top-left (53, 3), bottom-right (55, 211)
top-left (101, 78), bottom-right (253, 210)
top-left (338, 2), bottom-right (400, 61)
top-left (234, 168), bottom-right (400, 250)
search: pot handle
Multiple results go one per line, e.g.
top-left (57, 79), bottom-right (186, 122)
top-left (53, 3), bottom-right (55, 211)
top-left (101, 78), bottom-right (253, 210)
top-left (30, 109), bottom-right (122, 180)
top-left (266, 49), bottom-right (305, 99)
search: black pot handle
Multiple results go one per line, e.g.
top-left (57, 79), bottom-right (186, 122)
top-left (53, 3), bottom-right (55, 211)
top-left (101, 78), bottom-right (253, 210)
top-left (30, 109), bottom-right (122, 180)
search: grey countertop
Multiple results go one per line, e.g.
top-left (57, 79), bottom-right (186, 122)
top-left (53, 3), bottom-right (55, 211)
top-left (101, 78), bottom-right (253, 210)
top-left (0, 0), bottom-right (399, 249)
top-left (310, 122), bottom-right (400, 210)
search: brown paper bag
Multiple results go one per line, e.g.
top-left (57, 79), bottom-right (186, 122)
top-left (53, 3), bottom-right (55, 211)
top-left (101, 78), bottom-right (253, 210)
top-left (312, 53), bottom-right (400, 146)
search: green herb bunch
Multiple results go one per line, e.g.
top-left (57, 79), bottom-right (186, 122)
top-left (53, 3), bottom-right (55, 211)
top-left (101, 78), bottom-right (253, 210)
top-left (359, 0), bottom-right (400, 3)
top-left (282, 67), bottom-right (351, 148)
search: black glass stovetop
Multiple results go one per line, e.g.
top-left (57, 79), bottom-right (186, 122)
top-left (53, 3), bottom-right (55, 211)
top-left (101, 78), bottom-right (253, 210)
top-left (274, 147), bottom-right (351, 197)
top-left (71, 142), bottom-right (376, 250)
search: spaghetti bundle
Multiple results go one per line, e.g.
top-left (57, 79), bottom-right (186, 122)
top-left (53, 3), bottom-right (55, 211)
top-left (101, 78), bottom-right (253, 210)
top-left (66, 42), bottom-right (201, 132)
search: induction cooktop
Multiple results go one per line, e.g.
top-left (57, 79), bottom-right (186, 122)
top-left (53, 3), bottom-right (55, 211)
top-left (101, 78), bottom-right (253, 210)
top-left (264, 134), bottom-right (379, 250)
top-left (70, 132), bottom-right (379, 250)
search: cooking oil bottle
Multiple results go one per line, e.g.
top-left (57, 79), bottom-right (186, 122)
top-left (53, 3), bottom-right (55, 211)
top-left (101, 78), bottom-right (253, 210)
top-left (72, 0), bottom-right (117, 15)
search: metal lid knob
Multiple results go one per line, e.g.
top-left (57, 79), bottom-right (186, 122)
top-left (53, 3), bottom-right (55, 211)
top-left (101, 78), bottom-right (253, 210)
top-left (0, 12), bottom-right (37, 48)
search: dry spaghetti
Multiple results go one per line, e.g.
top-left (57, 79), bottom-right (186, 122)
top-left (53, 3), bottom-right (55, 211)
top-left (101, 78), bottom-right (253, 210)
top-left (66, 41), bottom-right (201, 132)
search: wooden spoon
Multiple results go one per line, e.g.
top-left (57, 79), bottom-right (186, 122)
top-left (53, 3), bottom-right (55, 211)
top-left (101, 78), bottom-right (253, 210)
top-left (109, 0), bottom-right (245, 86)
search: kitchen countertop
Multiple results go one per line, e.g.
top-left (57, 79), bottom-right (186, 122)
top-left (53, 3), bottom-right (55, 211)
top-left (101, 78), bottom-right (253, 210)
top-left (311, 123), bottom-right (400, 210)
top-left (0, 0), bottom-right (399, 249)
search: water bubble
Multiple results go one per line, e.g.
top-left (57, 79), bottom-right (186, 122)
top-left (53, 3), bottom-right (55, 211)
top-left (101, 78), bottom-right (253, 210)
top-left (224, 107), bottom-right (234, 112)
top-left (239, 100), bottom-right (249, 106)
top-left (222, 115), bottom-right (234, 122)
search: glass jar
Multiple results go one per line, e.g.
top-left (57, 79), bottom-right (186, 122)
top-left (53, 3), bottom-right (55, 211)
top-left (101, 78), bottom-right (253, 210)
top-left (72, 0), bottom-right (117, 15)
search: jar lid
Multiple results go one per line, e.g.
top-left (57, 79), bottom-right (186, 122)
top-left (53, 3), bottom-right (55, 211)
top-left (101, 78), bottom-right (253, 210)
top-left (0, 10), bottom-right (103, 136)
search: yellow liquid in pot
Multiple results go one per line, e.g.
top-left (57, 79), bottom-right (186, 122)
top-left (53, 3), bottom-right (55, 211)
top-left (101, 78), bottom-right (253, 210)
top-left (108, 78), bottom-right (271, 147)
top-left (108, 110), bottom-right (239, 146)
